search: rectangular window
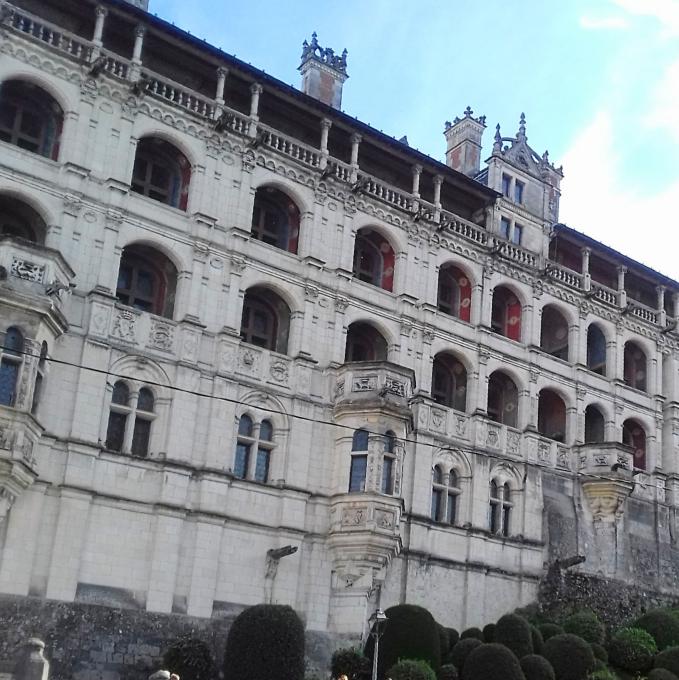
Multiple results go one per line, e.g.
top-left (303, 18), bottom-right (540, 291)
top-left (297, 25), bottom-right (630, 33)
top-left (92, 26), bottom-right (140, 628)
top-left (501, 174), bottom-right (511, 197)
top-left (105, 412), bottom-right (127, 451)
top-left (446, 493), bottom-right (457, 524)
top-left (131, 417), bottom-right (151, 457)
top-left (512, 223), bottom-right (523, 245)
top-left (431, 488), bottom-right (442, 522)
top-left (514, 180), bottom-right (524, 204)
top-left (349, 455), bottom-right (367, 492)
top-left (255, 447), bottom-right (270, 483)
top-left (0, 360), bottom-right (19, 406)
top-left (381, 456), bottom-right (394, 495)
top-left (234, 442), bottom-right (250, 478)
top-left (500, 217), bottom-right (511, 240)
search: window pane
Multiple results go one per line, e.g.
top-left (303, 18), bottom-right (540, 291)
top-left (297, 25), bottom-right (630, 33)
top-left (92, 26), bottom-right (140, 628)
top-left (352, 429), bottom-right (369, 451)
top-left (512, 224), bottom-right (522, 245)
top-left (3, 327), bottom-right (24, 354)
top-left (384, 431), bottom-right (396, 453)
top-left (502, 174), bottom-right (511, 197)
top-left (433, 465), bottom-right (443, 485)
top-left (502, 506), bottom-right (511, 536)
top-left (234, 442), bottom-right (250, 478)
top-left (489, 502), bottom-right (498, 533)
top-left (0, 360), bottom-right (19, 406)
top-left (31, 373), bottom-right (43, 414)
top-left (381, 457), bottom-right (394, 495)
top-left (255, 447), bottom-right (270, 483)
top-left (500, 218), bottom-right (511, 240)
top-left (131, 418), bottom-right (151, 456)
top-left (137, 388), bottom-right (154, 412)
top-left (111, 382), bottom-right (130, 406)
top-left (349, 455), bottom-right (367, 492)
top-left (514, 181), bottom-right (524, 203)
top-left (105, 412), bottom-right (127, 451)
top-left (446, 493), bottom-right (457, 524)
top-left (431, 488), bottom-right (442, 521)
top-left (238, 415), bottom-right (253, 437)
top-left (259, 420), bottom-right (273, 441)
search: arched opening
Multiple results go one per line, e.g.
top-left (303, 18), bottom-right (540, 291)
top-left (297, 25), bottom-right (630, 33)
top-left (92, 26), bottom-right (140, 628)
top-left (538, 388), bottom-right (566, 442)
top-left (623, 418), bottom-right (647, 470)
top-left (116, 244), bottom-right (178, 318)
top-left (240, 287), bottom-right (291, 354)
top-left (540, 305), bottom-right (569, 360)
top-left (586, 324), bottom-right (607, 375)
top-left (431, 465), bottom-right (461, 524)
top-left (431, 353), bottom-right (467, 411)
top-left (382, 430), bottom-right (396, 495)
top-left (0, 326), bottom-right (24, 407)
top-left (0, 80), bottom-right (63, 160)
top-left (349, 427), bottom-right (369, 492)
top-left (491, 286), bottom-right (522, 341)
top-left (624, 341), bottom-right (647, 392)
top-left (487, 371), bottom-right (519, 428)
top-left (251, 186), bottom-right (301, 254)
top-left (0, 195), bottom-right (47, 244)
top-left (352, 228), bottom-right (395, 292)
top-left (344, 322), bottom-right (388, 362)
top-left (584, 404), bottom-right (605, 444)
top-left (132, 137), bottom-right (191, 210)
top-left (489, 480), bottom-right (512, 537)
top-left (437, 264), bottom-right (472, 322)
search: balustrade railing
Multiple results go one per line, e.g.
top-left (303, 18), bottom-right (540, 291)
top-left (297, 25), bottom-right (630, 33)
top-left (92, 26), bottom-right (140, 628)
top-left (259, 126), bottom-right (321, 168)
top-left (441, 210), bottom-right (489, 246)
top-left (144, 75), bottom-right (216, 118)
top-left (628, 301), bottom-right (658, 324)
top-left (549, 263), bottom-right (583, 289)
top-left (592, 284), bottom-right (619, 306)
top-left (359, 174), bottom-right (414, 211)
top-left (100, 50), bottom-right (130, 80)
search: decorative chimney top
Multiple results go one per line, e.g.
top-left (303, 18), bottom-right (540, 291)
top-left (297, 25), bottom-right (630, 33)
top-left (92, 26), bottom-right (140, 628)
top-left (123, 0), bottom-right (149, 9)
top-left (299, 32), bottom-right (348, 109)
top-left (444, 106), bottom-right (487, 177)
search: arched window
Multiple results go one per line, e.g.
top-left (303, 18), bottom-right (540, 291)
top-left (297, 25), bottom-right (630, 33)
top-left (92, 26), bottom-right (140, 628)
top-left (240, 288), bottom-right (291, 354)
top-left (540, 305), bottom-right (569, 360)
top-left (586, 324), bottom-right (607, 375)
top-left (487, 371), bottom-right (519, 428)
top-left (105, 381), bottom-right (156, 456)
top-left (432, 353), bottom-right (467, 411)
top-left (489, 480), bottom-right (512, 537)
top-left (624, 341), bottom-right (647, 392)
top-left (382, 431), bottom-right (397, 495)
top-left (0, 195), bottom-right (47, 244)
top-left (0, 327), bottom-right (24, 407)
top-left (0, 80), bottom-right (63, 160)
top-left (344, 322), bottom-right (388, 362)
top-left (31, 341), bottom-right (48, 415)
top-left (234, 414), bottom-right (274, 483)
top-left (349, 428), bottom-right (369, 492)
top-left (491, 286), bottom-right (522, 341)
top-left (584, 405), bottom-right (605, 444)
top-left (251, 186), bottom-right (300, 254)
top-left (438, 264), bottom-right (472, 322)
top-left (538, 389), bottom-right (566, 442)
top-left (431, 465), bottom-right (461, 525)
top-left (353, 229), bottom-right (395, 292)
top-left (131, 137), bottom-right (191, 210)
top-left (116, 244), bottom-right (178, 318)
top-left (623, 419), bottom-right (647, 471)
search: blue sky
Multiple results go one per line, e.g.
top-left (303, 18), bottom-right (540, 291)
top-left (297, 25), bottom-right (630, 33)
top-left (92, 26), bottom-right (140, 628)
top-left (152, 0), bottom-right (679, 279)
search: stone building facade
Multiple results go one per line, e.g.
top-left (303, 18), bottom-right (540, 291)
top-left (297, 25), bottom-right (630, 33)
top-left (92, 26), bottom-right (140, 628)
top-left (0, 0), bottom-right (678, 654)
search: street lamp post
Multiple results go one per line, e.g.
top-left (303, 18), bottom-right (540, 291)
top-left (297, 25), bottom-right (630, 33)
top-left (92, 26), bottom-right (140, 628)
top-left (368, 608), bottom-right (388, 680)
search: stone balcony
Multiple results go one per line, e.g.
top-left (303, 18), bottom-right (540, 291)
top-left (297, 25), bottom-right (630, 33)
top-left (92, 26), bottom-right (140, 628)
top-left (576, 442), bottom-right (634, 478)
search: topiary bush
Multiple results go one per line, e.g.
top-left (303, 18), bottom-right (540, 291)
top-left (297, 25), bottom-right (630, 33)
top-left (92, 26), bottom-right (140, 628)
top-left (495, 614), bottom-right (533, 660)
top-left (590, 644), bottom-right (607, 663)
top-left (482, 624), bottom-right (496, 643)
top-left (365, 604), bottom-right (441, 680)
top-left (561, 611), bottom-right (605, 645)
top-left (538, 624), bottom-right (564, 642)
top-left (608, 627), bottom-right (657, 673)
top-left (438, 624), bottom-right (451, 657)
top-left (386, 659), bottom-right (436, 680)
top-left (438, 664), bottom-right (458, 680)
top-left (447, 629), bottom-right (460, 649)
top-left (330, 647), bottom-right (370, 680)
top-left (520, 654), bottom-right (555, 680)
top-left (460, 628), bottom-right (484, 642)
top-left (542, 633), bottom-right (595, 680)
top-left (223, 604), bottom-right (305, 680)
top-left (649, 669), bottom-right (679, 680)
top-left (588, 669), bottom-right (617, 680)
top-left (163, 637), bottom-right (215, 680)
top-left (449, 639), bottom-right (482, 674)
top-left (655, 647), bottom-right (679, 677)
top-left (636, 611), bottom-right (679, 651)
top-left (530, 626), bottom-right (544, 656)
top-left (461, 643), bottom-right (525, 680)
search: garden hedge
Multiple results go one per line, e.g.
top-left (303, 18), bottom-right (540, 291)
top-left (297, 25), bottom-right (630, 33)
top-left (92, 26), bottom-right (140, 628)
top-left (542, 633), bottom-right (595, 680)
top-left (330, 647), bottom-right (370, 680)
top-left (590, 643), bottom-right (607, 663)
top-left (649, 669), bottom-right (679, 680)
top-left (655, 647), bottom-right (679, 677)
top-left (636, 611), bottom-right (679, 651)
top-left (608, 627), bottom-right (657, 672)
top-left (438, 624), bottom-right (451, 656)
top-left (439, 664), bottom-right (459, 680)
top-left (223, 604), bottom-right (305, 680)
top-left (449, 638), bottom-right (483, 674)
top-left (562, 611), bottom-right (605, 645)
top-left (495, 614), bottom-right (533, 659)
top-left (385, 659), bottom-right (436, 680)
top-left (482, 624), bottom-right (496, 643)
top-left (520, 654), bottom-right (555, 680)
top-left (163, 637), bottom-right (214, 680)
top-left (461, 643), bottom-right (525, 680)
top-left (537, 624), bottom-right (564, 642)
top-left (447, 629), bottom-right (460, 648)
top-left (530, 626), bottom-right (544, 656)
top-left (461, 628), bottom-right (484, 641)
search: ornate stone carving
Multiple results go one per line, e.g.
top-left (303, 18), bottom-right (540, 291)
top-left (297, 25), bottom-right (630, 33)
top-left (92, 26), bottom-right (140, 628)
top-left (182, 331), bottom-right (199, 362)
top-left (0, 425), bottom-right (14, 450)
top-left (384, 377), bottom-right (405, 397)
top-left (148, 319), bottom-right (174, 352)
top-left (582, 481), bottom-right (631, 522)
top-left (269, 360), bottom-right (289, 384)
top-left (341, 506), bottom-right (367, 526)
top-left (374, 509), bottom-right (395, 529)
top-left (556, 446), bottom-right (569, 469)
top-left (110, 308), bottom-right (138, 343)
top-left (352, 376), bottom-right (377, 392)
top-left (507, 431), bottom-right (520, 456)
top-left (335, 297), bottom-right (349, 312)
top-left (538, 441), bottom-right (551, 464)
top-left (455, 416), bottom-right (467, 437)
top-left (10, 258), bottom-right (45, 283)
top-left (486, 424), bottom-right (501, 448)
top-left (430, 409), bottom-right (445, 432)
top-left (335, 380), bottom-right (345, 397)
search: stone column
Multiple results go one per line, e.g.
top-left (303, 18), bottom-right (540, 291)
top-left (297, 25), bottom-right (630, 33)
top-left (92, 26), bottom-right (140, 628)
top-left (472, 350), bottom-right (490, 414)
top-left (319, 118), bottom-right (332, 169)
top-left (248, 83), bottom-right (263, 137)
top-left (419, 330), bottom-right (436, 394)
top-left (411, 164), bottom-right (422, 212)
top-left (215, 66), bottom-right (228, 114)
top-left (186, 518), bottom-right (223, 617)
top-left (433, 174), bottom-right (443, 222)
top-left (146, 510), bottom-right (184, 613)
top-left (617, 265), bottom-right (627, 308)
top-left (129, 25), bottom-right (146, 81)
top-left (566, 405), bottom-right (578, 446)
top-left (296, 286), bottom-right (319, 360)
top-left (658, 285), bottom-right (667, 327)
top-left (350, 133), bottom-right (362, 182)
top-left (91, 6), bottom-right (108, 58)
top-left (223, 258), bottom-right (246, 335)
top-left (581, 247), bottom-right (591, 292)
top-left (575, 386), bottom-right (586, 444)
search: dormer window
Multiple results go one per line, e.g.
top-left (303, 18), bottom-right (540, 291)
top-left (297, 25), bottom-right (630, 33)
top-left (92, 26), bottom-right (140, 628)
top-left (502, 174), bottom-right (511, 197)
top-left (514, 181), bottom-right (524, 204)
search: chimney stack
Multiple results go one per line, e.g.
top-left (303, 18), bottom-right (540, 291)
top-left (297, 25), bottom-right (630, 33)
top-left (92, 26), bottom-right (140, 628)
top-left (299, 32), bottom-right (348, 109)
top-left (124, 0), bottom-right (149, 9)
top-left (444, 107), bottom-right (486, 177)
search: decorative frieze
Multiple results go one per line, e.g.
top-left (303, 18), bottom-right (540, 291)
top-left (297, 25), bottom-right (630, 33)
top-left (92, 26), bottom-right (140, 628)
top-left (10, 258), bottom-right (45, 283)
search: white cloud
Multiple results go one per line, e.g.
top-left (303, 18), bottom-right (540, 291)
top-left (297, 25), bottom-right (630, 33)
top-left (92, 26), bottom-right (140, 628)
top-left (612, 0), bottom-right (679, 36)
top-left (559, 111), bottom-right (679, 280)
top-left (645, 57), bottom-right (679, 141)
top-left (579, 15), bottom-right (629, 30)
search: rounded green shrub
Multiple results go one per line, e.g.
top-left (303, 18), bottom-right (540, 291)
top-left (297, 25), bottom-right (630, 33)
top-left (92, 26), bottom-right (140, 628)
top-left (449, 639), bottom-right (482, 673)
top-left (608, 627), bottom-right (657, 672)
top-left (461, 643), bottom-right (525, 680)
top-left (460, 628), bottom-right (484, 642)
top-left (520, 654), bottom-right (555, 680)
top-left (365, 604), bottom-right (441, 679)
top-left (590, 643), bottom-right (607, 663)
top-left (538, 624), bottom-right (564, 642)
top-left (636, 611), bottom-right (679, 650)
top-left (649, 668), bottom-right (679, 680)
top-left (542, 633), bottom-right (595, 680)
top-left (482, 624), bottom-right (496, 643)
top-left (561, 611), bottom-right (605, 645)
top-left (530, 626), bottom-right (544, 656)
top-left (438, 664), bottom-right (459, 680)
top-left (655, 646), bottom-right (679, 676)
top-left (330, 647), bottom-right (370, 680)
top-left (223, 604), bottom-right (304, 680)
top-left (438, 624), bottom-right (451, 656)
top-left (588, 669), bottom-right (617, 680)
top-left (447, 629), bottom-right (460, 649)
top-left (495, 614), bottom-right (533, 660)
top-left (592, 659), bottom-right (607, 672)
top-left (163, 637), bottom-right (215, 680)
top-left (386, 659), bottom-right (436, 680)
